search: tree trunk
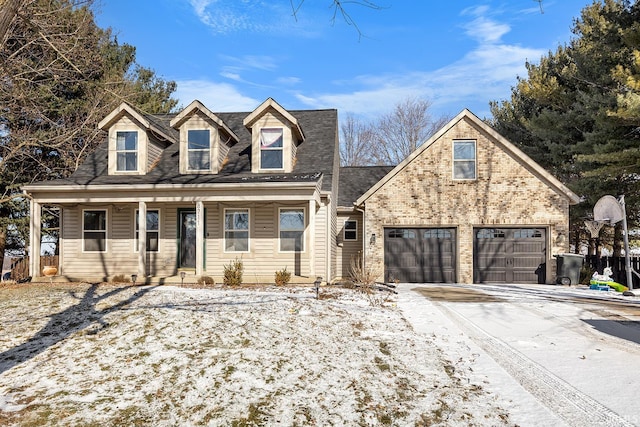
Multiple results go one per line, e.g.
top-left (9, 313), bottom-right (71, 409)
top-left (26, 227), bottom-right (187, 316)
top-left (0, 0), bottom-right (24, 49)
top-left (0, 227), bottom-right (6, 277)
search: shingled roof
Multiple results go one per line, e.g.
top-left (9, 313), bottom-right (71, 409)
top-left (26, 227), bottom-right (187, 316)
top-left (28, 108), bottom-right (338, 193)
top-left (338, 166), bottom-right (394, 207)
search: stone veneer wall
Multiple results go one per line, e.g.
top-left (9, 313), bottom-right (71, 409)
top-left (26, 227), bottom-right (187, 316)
top-left (362, 116), bottom-right (571, 284)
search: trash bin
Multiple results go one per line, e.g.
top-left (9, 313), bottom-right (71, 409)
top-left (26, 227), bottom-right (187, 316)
top-left (554, 253), bottom-right (584, 285)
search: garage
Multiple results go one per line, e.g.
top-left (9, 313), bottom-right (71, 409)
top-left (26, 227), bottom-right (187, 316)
top-left (473, 228), bottom-right (546, 284)
top-left (384, 228), bottom-right (456, 283)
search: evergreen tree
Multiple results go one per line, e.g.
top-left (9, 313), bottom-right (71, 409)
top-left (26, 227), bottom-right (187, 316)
top-left (490, 0), bottom-right (640, 252)
top-left (0, 0), bottom-right (178, 269)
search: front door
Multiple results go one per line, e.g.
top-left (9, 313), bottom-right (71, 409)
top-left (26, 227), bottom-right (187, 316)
top-left (179, 210), bottom-right (196, 269)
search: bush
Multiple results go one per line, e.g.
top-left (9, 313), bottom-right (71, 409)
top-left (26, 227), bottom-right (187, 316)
top-left (197, 276), bottom-right (215, 286)
top-left (111, 274), bottom-right (131, 284)
top-left (223, 258), bottom-right (244, 286)
top-left (274, 267), bottom-right (291, 286)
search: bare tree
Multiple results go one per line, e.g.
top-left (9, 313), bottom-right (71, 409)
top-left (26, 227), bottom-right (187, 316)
top-left (291, 0), bottom-right (384, 39)
top-left (371, 97), bottom-right (451, 165)
top-left (0, 0), bottom-right (176, 270)
top-left (340, 113), bottom-right (375, 166)
top-left (0, 0), bottom-right (25, 48)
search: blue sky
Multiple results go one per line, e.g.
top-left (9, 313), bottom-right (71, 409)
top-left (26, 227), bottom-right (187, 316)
top-left (94, 0), bottom-right (591, 119)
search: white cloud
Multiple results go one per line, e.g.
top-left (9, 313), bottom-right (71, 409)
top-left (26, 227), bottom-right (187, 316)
top-left (295, 6), bottom-right (544, 119)
top-left (276, 76), bottom-right (301, 86)
top-left (187, 0), bottom-right (301, 35)
top-left (219, 54), bottom-right (278, 71)
top-left (175, 79), bottom-right (260, 111)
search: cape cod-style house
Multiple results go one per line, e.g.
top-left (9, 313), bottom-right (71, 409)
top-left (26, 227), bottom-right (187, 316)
top-left (22, 99), bottom-right (579, 285)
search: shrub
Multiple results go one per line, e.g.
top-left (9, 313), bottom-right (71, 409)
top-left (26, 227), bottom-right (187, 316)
top-left (274, 267), bottom-right (291, 286)
top-left (223, 258), bottom-right (244, 286)
top-left (111, 274), bottom-right (131, 284)
top-left (349, 253), bottom-right (389, 307)
top-left (197, 276), bottom-right (215, 286)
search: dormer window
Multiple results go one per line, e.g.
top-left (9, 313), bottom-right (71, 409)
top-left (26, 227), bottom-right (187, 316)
top-left (243, 98), bottom-right (305, 174)
top-left (187, 129), bottom-right (211, 171)
top-left (116, 131), bottom-right (138, 172)
top-left (170, 100), bottom-right (239, 175)
top-left (260, 128), bottom-right (284, 170)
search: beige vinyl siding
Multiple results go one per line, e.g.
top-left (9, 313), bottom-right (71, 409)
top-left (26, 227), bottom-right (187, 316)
top-left (336, 212), bottom-right (363, 279)
top-left (61, 205), bottom-right (128, 281)
top-left (59, 201), bottom-right (318, 283)
top-left (147, 137), bottom-right (165, 169)
top-left (313, 202), bottom-right (328, 280)
top-left (219, 139), bottom-right (231, 167)
top-left (60, 204), bottom-right (180, 281)
top-left (202, 201), bottom-right (312, 283)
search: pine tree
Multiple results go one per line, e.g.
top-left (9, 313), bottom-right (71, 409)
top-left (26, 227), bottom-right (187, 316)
top-left (0, 0), bottom-right (178, 269)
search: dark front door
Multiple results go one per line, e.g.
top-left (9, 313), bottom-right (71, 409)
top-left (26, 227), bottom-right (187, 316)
top-left (179, 210), bottom-right (196, 269)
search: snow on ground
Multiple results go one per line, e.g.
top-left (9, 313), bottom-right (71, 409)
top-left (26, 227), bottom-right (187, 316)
top-left (0, 283), bottom-right (512, 426)
top-left (399, 283), bottom-right (640, 427)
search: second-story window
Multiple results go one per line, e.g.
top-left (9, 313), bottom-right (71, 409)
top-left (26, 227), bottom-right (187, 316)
top-left (188, 129), bottom-right (211, 171)
top-left (453, 140), bottom-right (476, 180)
top-left (260, 128), bottom-right (283, 169)
top-left (116, 131), bottom-right (138, 171)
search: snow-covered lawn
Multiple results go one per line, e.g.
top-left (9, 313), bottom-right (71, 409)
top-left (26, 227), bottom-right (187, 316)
top-left (0, 283), bottom-right (511, 426)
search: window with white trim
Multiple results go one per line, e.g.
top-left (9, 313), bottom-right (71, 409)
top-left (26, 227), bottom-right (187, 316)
top-left (224, 209), bottom-right (249, 252)
top-left (260, 128), bottom-right (283, 169)
top-left (279, 208), bottom-right (304, 252)
top-left (83, 210), bottom-right (107, 252)
top-left (135, 210), bottom-right (159, 252)
top-left (187, 129), bottom-right (210, 171)
top-left (344, 220), bottom-right (357, 241)
top-left (453, 140), bottom-right (476, 180)
top-left (116, 131), bottom-right (138, 171)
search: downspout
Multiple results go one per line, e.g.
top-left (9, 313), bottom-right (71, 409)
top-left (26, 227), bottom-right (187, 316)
top-left (355, 203), bottom-right (366, 270)
top-left (325, 194), bottom-right (332, 284)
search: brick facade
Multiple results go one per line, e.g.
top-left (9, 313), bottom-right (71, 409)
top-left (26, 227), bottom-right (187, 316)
top-left (357, 112), bottom-right (577, 284)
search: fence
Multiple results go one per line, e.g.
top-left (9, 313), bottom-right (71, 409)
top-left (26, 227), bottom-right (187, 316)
top-left (6, 255), bottom-right (59, 281)
top-left (584, 255), bottom-right (640, 288)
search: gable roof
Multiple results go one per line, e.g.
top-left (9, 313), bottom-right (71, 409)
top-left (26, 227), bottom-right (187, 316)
top-left (356, 109), bottom-right (581, 206)
top-left (243, 97), bottom-right (305, 142)
top-left (169, 100), bottom-right (239, 143)
top-left (98, 102), bottom-right (177, 143)
top-left (25, 107), bottom-right (338, 193)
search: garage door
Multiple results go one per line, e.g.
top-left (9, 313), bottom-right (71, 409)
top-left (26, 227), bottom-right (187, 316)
top-left (384, 228), bottom-right (456, 283)
top-left (473, 228), bottom-right (546, 284)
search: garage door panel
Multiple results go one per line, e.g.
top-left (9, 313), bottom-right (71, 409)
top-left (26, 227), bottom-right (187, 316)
top-left (474, 228), bottom-right (546, 284)
top-left (385, 228), bottom-right (456, 283)
top-left (514, 256), bottom-right (542, 269)
top-left (476, 256), bottom-right (506, 269)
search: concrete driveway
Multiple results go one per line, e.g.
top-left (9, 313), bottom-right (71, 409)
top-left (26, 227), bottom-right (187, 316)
top-left (397, 283), bottom-right (640, 427)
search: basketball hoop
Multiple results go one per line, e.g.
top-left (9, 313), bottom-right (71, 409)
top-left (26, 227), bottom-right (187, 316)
top-left (584, 220), bottom-right (605, 239)
top-left (594, 195), bottom-right (624, 225)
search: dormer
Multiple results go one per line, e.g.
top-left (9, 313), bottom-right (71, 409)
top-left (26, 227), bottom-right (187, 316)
top-left (99, 102), bottom-right (176, 176)
top-left (170, 100), bottom-right (239, 174)
top-left (243, 98), bottom-right (305, 173)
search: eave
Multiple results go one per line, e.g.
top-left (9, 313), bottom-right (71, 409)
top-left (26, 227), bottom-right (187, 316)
top-left (98, 102), bottom-right (177, 143)
top-left (243, 97), bottom-right (305, 142)
top-left (169, 100), bottom-right (240, 143)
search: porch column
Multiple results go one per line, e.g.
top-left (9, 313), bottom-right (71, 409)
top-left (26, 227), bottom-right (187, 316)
top-left (29, 199), bottom-right (41, 277)
top-left (308, 199), bottom-right (315, 277)
top-left (195, 201), bottom-right (204, 276)
top-left (138, 201), bottom-right (147, 277)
